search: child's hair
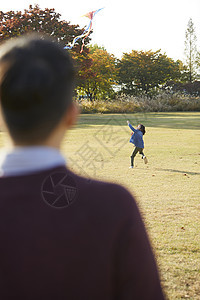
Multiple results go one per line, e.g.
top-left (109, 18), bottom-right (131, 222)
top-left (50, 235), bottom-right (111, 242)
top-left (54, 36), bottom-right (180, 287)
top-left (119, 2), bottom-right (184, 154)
top-left (0, 34), bottom-right (75, 144)
top-left (138, 124), bottom-right (146, 135)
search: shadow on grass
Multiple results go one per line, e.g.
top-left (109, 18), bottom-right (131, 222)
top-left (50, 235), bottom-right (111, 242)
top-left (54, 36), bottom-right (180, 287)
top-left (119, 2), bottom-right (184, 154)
top-left (155, 168), bottom-right (200, 176)
top-left (77, 112), bottom-right (200, 130)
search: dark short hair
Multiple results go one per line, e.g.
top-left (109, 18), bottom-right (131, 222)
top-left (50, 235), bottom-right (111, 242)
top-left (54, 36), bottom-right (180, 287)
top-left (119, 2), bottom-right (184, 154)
top-left (138, 124), bottom-right (145, 135)
top-left (0, 34), bottom-right (75, 144)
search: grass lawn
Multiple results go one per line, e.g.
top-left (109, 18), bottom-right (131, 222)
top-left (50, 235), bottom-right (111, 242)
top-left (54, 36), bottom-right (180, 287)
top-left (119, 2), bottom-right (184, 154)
top-left (0, 112), bottom-right (200, 299)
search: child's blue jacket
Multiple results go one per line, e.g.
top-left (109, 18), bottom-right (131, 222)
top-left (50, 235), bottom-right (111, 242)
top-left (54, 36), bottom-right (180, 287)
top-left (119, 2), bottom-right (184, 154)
top-left (129, 123), bottom-right (144, 148)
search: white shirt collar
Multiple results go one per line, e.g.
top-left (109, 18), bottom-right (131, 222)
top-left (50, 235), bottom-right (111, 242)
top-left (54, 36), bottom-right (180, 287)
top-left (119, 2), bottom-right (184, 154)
top-left (0, 146), bottom-right (66, 177)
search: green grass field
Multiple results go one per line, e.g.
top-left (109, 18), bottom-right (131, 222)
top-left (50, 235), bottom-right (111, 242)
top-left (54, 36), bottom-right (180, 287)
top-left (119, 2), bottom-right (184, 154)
top-left (0, 112), bottom-right (200, 299)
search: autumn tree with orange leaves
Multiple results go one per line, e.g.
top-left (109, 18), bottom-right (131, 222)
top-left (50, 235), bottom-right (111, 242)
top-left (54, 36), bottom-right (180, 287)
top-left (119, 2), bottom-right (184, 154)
top-left (0, 4), bottom-right (89, 51)
top-left (0, 5), bottom-right (97, 95)
top-left (0, 6), bottom-right (117, 100)
top-left (0, 5), bottom-right (118, 100)
top-left (74, 45), bottom-right (117, 101)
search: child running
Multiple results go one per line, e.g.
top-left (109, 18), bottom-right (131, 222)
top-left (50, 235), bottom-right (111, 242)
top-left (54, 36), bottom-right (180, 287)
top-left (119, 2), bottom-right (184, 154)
top-left (127, 120), bottom-right (148, 168)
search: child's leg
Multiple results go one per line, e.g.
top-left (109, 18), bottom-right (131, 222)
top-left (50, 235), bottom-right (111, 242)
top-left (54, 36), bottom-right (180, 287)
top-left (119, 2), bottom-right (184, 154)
top-left (138, 148), bottom-right (145, 158)
top-left (139, 148), bottom-right (148, 164)
top-left (130, 147), bottom-right (139, 167)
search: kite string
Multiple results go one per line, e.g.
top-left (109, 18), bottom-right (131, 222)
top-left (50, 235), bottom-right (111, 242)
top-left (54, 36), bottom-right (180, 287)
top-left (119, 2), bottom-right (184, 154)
top-left (80, 20), bottom-right (93, 53)
top-left (64, 21), bottom-right (92, 50)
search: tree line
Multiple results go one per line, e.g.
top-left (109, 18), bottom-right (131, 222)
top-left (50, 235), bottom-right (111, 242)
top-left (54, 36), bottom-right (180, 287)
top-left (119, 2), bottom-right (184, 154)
top-left (0, 5), bottom-right (199, 100)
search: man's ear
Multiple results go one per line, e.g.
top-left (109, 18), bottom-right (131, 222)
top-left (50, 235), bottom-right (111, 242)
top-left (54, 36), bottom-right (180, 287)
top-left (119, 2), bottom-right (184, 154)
top-left (0, 106), bottom-right (7, 132)
top-left (63, 102), bottom-right (80, 129)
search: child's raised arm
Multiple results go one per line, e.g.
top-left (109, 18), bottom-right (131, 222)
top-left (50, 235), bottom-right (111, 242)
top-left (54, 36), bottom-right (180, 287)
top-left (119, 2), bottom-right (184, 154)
top-left (127, 121), bottom-right (137, 133)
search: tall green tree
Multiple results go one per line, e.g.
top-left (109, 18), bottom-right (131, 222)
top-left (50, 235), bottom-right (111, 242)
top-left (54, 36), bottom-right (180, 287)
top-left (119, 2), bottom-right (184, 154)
top-left (196, 52), bottom-right (200, 80)
top-left (184, 18), bottom-right (198, 82)
top-left (118, 50), bottom-right (181, 95)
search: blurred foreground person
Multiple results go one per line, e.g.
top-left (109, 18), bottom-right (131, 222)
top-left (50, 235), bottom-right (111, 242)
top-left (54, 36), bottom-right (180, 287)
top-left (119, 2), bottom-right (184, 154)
top-left (0, 34), bottom-right (165, 300)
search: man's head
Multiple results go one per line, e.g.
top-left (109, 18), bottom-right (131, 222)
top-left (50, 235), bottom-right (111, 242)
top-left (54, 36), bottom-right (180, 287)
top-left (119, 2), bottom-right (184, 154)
top-left (0, 34), bottom-right (76, 145)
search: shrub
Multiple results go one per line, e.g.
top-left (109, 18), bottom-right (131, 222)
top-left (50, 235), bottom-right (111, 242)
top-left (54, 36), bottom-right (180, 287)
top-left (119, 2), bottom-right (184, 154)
top-left (75, 92), bottom-right (200, 113)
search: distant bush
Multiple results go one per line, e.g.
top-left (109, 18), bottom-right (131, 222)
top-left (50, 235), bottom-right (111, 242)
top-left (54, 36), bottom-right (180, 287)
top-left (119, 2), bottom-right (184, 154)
top-left (76, 92), bottom-right (200, 113)
top-left (164, 81), bottom-right (200, 96)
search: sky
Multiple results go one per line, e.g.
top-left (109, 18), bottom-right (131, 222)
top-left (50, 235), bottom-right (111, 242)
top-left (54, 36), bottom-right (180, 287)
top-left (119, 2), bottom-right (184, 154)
top-left (1, 0), bottom-right (200, 62)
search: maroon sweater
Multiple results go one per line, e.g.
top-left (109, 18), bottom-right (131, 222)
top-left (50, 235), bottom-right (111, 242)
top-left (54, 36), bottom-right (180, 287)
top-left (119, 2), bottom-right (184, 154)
top-left (0, 166), bottom-right (165, 299)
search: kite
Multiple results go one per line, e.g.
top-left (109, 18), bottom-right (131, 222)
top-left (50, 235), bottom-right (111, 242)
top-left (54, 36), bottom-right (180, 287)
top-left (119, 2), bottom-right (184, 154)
top-left (64, 8), bottom-right (103, 53)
